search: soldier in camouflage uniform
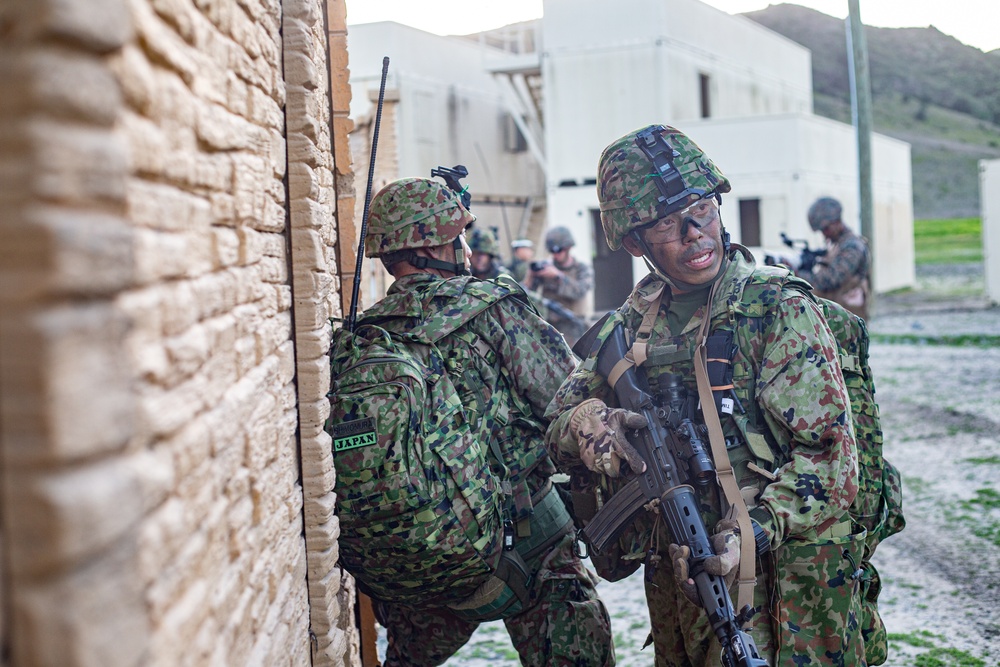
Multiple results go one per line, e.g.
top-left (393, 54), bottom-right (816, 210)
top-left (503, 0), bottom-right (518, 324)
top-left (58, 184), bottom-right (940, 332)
top-left (360, 177), bottom-right (613, 667)
top-left (797, 196), bottom-right (871, 320)
top-left (544, 125), bottom-right (866, 666)
top-left (469, 227), bottom-right (513, 280)
top-left (510, 238), bottom-right (536, 284)
top-left (530, 227), bottom-right (594, 347)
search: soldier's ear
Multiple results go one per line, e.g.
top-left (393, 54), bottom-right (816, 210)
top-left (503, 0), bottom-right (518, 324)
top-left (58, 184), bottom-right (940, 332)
top-left (622, 232), bottom-right (646, 258)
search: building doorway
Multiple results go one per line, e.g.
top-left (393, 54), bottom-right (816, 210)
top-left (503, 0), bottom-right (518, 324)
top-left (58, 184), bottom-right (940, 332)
top-left (739, 198), bottom-right (761, 247)
top-left (591, 209), bottom-right (634, 313)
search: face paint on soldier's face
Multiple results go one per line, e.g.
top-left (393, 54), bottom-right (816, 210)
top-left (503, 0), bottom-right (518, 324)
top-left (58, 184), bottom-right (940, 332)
top-left (627, 204), bottom-right (725, 290)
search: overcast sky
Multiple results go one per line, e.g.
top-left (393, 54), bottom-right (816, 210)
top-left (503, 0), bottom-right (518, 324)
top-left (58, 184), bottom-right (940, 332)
top-left (345, 0), bottom-right (1000, 54)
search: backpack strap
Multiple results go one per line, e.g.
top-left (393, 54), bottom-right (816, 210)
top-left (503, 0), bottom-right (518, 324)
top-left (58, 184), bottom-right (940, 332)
top-left (605, 285), bottom-right (666, 388)
top-left (418, 277), bottom-right (546, 537)
top-left (693, 278), bottom-right (757, 612)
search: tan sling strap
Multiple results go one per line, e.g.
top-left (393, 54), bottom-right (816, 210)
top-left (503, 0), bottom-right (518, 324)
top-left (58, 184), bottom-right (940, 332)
top-left (693, 278), bottom-right (758, 611)
top-left (606, 285), bottom-right (666, 389)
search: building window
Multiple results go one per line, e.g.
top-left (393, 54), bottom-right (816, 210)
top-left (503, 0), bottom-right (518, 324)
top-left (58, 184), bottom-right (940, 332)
top-left (502, 113), bottom-right (527, 153)
top-left (699, 73), bottom-right (711, 119)
top-left (739, 198), bottom-right (761, 246)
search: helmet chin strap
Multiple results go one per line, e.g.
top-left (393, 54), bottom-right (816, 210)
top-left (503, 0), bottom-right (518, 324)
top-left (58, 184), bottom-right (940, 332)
top-left (406, 236), bottom-right (470, 276)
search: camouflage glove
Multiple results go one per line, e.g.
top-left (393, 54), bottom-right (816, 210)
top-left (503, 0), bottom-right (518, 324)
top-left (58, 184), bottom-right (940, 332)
top-left (569, 398), bottom-right (647, 477)
top-left (668, 519), bottom-right (742, 605)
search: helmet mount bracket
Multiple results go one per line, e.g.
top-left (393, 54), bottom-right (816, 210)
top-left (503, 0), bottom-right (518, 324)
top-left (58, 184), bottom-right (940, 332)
top-left (635, 126), bottom-right (705, 214)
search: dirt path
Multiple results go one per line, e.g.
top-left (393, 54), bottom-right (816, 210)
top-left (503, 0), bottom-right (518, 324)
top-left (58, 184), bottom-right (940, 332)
top-left (412, 266), bottom-right (1000, 666)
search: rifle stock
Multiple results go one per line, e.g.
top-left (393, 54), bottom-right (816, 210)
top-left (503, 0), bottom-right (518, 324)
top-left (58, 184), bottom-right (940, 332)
top-left (582, 324), bottom-right (768, 667)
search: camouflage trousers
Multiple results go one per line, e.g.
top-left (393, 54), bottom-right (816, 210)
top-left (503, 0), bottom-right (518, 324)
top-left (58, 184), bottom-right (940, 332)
top-left (376, 535), bottom-right (614, 667)
top-left (644, 532), bottom-right (868, 666)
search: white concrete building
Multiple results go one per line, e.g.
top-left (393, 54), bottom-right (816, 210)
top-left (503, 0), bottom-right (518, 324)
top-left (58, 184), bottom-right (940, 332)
top-left (348, 0), bottom-right (916, 313)
top-left (347, 21), bottom-right (546, 298)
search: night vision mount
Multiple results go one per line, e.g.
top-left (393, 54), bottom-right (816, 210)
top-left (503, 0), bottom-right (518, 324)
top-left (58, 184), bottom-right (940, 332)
top-left (431, 164), bottom-right (472, 211)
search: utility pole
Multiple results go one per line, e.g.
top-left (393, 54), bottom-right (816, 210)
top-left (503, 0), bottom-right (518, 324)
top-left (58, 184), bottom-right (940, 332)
top-left (846, 0), bottom-right (875, 312)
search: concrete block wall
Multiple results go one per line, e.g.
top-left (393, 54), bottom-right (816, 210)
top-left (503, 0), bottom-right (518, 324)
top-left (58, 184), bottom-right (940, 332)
top-left (0, 0), bottom-right (359, 665)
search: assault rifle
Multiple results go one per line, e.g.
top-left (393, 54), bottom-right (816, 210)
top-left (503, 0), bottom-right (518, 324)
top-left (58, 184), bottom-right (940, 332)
top-left (780, 232), bottom-right (827, 273)
top-left (539, 296), bottom-right (586, 330)
top-left (581, 324), bottom-right (768, 667)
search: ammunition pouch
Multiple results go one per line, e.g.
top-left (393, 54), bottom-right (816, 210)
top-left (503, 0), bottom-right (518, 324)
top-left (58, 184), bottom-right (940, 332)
top-left (447, 482), bottom-right (574, 622)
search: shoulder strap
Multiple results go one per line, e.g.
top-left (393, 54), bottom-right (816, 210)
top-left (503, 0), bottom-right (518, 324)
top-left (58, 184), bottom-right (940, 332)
top-left (694, 279), bottom-right (757, 611)
top-left (603, 285), bottom-right (666, 389)
top-left (408, 279), bottom-right (514, 344)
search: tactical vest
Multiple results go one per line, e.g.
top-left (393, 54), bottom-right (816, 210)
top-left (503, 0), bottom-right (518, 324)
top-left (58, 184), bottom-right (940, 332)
top-left (577, 259), bottom-right (902, 665)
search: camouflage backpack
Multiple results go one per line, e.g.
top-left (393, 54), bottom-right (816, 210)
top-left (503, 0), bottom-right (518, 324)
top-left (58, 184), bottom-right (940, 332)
top-left (730, 266), bottom-right (905, 665)
top-left (326, 279), bottom-right (543, 614)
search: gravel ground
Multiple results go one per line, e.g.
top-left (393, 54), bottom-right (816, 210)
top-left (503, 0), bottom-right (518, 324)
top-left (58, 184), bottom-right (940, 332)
top-left (379, 264), bottom-right (1000, 667)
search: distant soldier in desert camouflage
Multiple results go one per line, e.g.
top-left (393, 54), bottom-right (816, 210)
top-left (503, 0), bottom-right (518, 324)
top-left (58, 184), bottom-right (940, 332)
top-left (797, 196), bottom-right (872, 320)
top-left (350, 176), bottom-right (613, 667)
top-left (529, 226), bottom-right (594, 347)
top-left (545, 124), bottom-right (868, 666)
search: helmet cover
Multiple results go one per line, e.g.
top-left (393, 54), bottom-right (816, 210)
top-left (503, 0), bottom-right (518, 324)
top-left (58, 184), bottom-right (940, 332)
top-left (597, 124), bottom-right (731, 250)
top-left (364, 177), bottom-right (475, 258)
top-left (468, 228), bottom-right (502, 257)
top-left (808, 197), bottom-right (842, 231)
top-left (545, 226), bottom-right (576, 252)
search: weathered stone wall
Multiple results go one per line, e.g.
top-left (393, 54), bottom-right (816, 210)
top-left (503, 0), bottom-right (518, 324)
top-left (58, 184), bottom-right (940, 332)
top-left (0, 0), bottom-right (358, 664)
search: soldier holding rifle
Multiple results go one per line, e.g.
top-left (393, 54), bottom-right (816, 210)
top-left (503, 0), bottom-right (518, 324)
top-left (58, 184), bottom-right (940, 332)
top-left (544, 124), bottom-right (864, 666)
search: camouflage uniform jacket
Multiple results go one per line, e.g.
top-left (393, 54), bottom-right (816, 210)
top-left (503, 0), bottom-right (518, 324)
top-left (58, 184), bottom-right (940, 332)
top-left (800, 227), bottom-right (871, 320)
top-left (366, 272), bottom-right (577, 503)
top-left (473, 260), bottom-right (513, 281)
top-left (545, 250), bottom-right (864, 665)
top-left (535, 256), bottom-right (594, 317)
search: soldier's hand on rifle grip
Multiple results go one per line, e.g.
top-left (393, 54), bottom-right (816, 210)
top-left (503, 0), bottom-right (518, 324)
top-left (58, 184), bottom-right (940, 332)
top-left (705, 519), bottom-right (742, 585)
top-left (570, 398), bottom-right (648, 478)
top-left (667, 543), bottom-right (700, 604)
top-left (668, 519), bottom-right (742, 605)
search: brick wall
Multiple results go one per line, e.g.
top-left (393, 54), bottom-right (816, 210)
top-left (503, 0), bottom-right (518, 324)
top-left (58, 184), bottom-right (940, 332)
top-left (0, 0), bottom-right (359, 665)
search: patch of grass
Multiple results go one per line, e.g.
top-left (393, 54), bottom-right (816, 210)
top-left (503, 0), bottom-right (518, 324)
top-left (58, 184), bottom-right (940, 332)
top-left (960, 487), bottom-right (1000, 512)
top-left (869, 333), bottom-right (1000, 348)
top-left (890, 631), bottom-right (940, 648)
top-left (914, 648), bottom-right (986, 667)
top-left (889, 631), bottom-right (987, 667)
top-left (965, 456), bottom-right (1000, 465)
top-left (953, 488), bottom-right (1000, 546)
top-left (904, 476), bottom-right (931, 495)
top-left (913, 218), bottom-right (983, 265)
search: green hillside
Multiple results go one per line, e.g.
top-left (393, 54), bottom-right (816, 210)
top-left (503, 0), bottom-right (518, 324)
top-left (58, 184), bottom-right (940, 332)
top-left (745, 4), bottom-right (1000, 219)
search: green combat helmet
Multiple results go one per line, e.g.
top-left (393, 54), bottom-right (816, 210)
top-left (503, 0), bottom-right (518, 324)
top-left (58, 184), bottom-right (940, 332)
top-left (597, 124), bottom-right (730, 251)
top-left (365, 177), bottom-right (475, 274)
top-left (808, 196), bottom-right (842, 231)
top-left (469, 227), bottom-right (501, 258)
top-left (545, 226), bottom-right (576, 253)
top-left (597, 123), bottom-right (731, 291)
